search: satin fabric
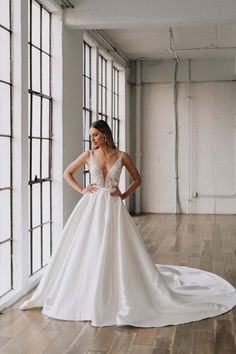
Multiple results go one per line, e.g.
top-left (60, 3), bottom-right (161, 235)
top-left (20, 187), bottom-right (236, 327)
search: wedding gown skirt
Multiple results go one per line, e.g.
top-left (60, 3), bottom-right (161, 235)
top-left (20, 187), bottom-right (236, 327)
top-left (20, 150), bottom-right (236, 327)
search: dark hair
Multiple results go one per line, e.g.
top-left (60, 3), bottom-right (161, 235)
top-left (90, 120), bottom-right (117, 150)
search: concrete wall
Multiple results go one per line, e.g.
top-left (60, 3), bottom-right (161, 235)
top-left (134, 58), bottom-right (236, 214)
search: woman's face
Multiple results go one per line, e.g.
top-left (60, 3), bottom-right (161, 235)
top-left (89, 127), bottom-right (106, 148)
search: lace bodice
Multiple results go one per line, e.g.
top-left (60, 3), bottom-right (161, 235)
top-left (89, 150), bottom-right (123, 188)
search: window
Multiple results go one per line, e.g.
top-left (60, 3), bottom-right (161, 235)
top-left (82, 41), bottom-right (92, 186)
top-left (0, 0), bottom-right (13, 298)
top-left (28, 0), bottom-right (52, 275)
top-left (98, 54), bottom-right (107, 122)
top-left (112, 66), bottom-right (120, 148)
top-left (82, 35), bottom-right (125, 189)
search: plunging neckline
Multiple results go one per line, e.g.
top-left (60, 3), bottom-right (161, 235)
top-left (91, 150), bottom-right (122, 183)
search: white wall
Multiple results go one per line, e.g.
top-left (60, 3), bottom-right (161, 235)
top-left (140, 58), bottom-right (236, 214)
top-left (62, 28), bottom-right (84, 225)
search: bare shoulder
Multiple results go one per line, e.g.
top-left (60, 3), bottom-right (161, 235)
top-left (117, 150), bottom-right (133, 164)
top-left (79, 150), bottom-right (90, 163)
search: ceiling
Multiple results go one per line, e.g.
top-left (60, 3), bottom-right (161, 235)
top-left (65, 0), bottom-right (236, 60)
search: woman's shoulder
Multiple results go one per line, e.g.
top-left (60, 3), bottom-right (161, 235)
top-left (117, 150), bottom-right (130, 159)
top-left (79, 150), bottom-right (91, 164)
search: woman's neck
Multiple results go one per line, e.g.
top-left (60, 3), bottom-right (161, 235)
top-left (98, 144), bottom-right (113, 155)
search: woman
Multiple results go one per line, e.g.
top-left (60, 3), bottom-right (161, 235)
top-left (20, 120), bottom-right (236, 327)
top-left (62, 120), bottom-right (141, 201)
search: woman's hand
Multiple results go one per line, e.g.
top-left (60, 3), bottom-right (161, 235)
top-left (110, 186), bottom-right (124, 199)
top-left (81, 183), bottom-right (98, 194)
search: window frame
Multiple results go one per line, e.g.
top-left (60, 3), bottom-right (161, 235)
top-left (98, 54), bottom-right (108, 122)
top-left (0, 0), bottom-right (13, 299)
top-left (82, 40), bottom-right (92, 187)
top-left (28, 0), bottom-right (53, 276)
top-left (112, 66), bottom-right (120, 149)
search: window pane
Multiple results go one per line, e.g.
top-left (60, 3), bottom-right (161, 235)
top-left (31, 138), bottom-right (40, 180)
top-left (32, 0), bottom-right (40, 48)
top-left (32, 47), bottom-right (40, 92)
top-left (115, 95), bottom-right (117, 117)
top-left (0, 190), bottom-right (11, 241)
top-left (0, 137), bottom-right (10, 187)
top-left (85, 77), bottom-right (90, 108)
top-left (102, 60), bottom-right (106, 86)
top-left (42, 98), bottom-right (49, 137)
top-left (84, 111), bottom-right (90, 140)
top-left (102, 87), bottom-right (106, 114)
top-left (98, 85), bottom-right (101, 112)
top-left (42, 139), bottom-right (49, 178)
top-left (85, 140), bottom-right (90, 151)
top-left (42, 53), bottom-right (50, 96)
top-left (0, 0), bottom-right (10, 29)
top-left (0, 83), bottom-right (10, 134)
top-left (0, 28), bottom-right (10, 82)
top-left (28, 186), bottom-right (31, 228)
top-left (42, 223), bottom-right (50, 266)
top-left (0, 241), bottom-right (11, 296)
top-left (113, 69), bottom-right (115, 92)
top-left (32, 227), bottom-right (41, 272)
top-left (32, 183), bottom-right (40, 228)
top-left (32, 95), bottom-right (41, 137)
top-left (42, 9), bottom-right (50, 53)
top-left (85, 45), bottom-right (90, 77)
top-left (42, 181), bottom-right (50, 222)
top-left (98, 56), bottom-right (102, 84)
top-left (85, 172), bottom-right (90, 186)
top-left (113, 94), bottom-right (115, 117)
top-left (28, 45), bottom-right (30, 89)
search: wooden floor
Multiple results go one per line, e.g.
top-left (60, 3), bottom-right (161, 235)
top-left (1, 213), bottom-right (236, 354)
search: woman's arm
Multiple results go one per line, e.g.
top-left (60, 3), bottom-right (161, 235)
top-left (111, 152), bottom-right (141, 199)
top-left (121, 152), bottom-right (141, 199)
top-left (63, 151), bottom-right (97, 195)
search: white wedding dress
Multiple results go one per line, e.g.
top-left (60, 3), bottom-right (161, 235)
top-left (20, 150), bottom-right (236, 327)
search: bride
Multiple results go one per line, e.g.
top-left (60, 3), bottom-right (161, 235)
top-left (20, 119), bottom-right (236, 327)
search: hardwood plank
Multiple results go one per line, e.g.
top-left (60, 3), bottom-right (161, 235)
top-left (20, 328), bottom-right (59, 354)
top-left (0, 309), bottom-right (42, 337)
top-left (193, 326), bottom-right (214, 354)
top-left (66, 323), bottom-right (99, 354)
top-left (129, 344), bottom-right (153, 354)
top-left (193, 317), bottom-right (214, 333)
top-left (0, 337), bottom-right (11, 351)
top-left (133, 328), bottom-right (157, 346)
top-left (187, 257), bottom-right (200, 268)
top-left (87, 326), bottom-right (118, 352)
top-left (172, 323), bottom-right (194, 354)
top-left (212, 261), bottom-right (225, 278)
top-left (107, 328), bottom-right (136, 354)
top-left (152, 326), bottom-right (176, 354)
top-left (0, 309), bottom-right (23, 329)
top-left (44, 321), bottom-right (86, 354)
top-left (214, 319), bottom-right (236, 354)
top-left (0, 313), bottom-right (53, 353)
top-left (199, 254), bottom-right (212, 272)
